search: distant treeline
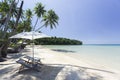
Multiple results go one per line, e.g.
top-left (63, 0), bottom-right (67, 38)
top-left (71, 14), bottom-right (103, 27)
top-left (34, 37), bottom-right (83, 45)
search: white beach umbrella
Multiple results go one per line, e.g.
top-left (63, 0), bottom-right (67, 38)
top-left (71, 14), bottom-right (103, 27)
top-left (10, 31), bottom-right (49, 40)
top-left (9, 31), bottom-right (50, 60)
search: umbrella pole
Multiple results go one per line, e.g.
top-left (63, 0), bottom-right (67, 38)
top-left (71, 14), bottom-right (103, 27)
top-left (32, 31), bottom-right (34, 64)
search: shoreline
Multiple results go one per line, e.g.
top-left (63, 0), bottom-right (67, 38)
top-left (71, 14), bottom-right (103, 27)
top-left (0, 45), bottom-right (120, 80)
top-left (43, 45), bottom-right (120, 73)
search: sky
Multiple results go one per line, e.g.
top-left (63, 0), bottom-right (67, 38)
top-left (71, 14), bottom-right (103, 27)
top-left (23, 0), bottom-right (120, 44)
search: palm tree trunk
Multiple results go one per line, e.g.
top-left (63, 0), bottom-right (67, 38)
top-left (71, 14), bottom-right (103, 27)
top-left (0, 1), bottom-right (24, 58)
top-left (1, 40), bottom-right (9, 58)
top-left (0, 45), bottom-right (4, 57)
top-left (0, 0), bottom-right (15, 58)
top-left (33, 18), bottom-right (39, 31)
top-left (12, 0), bottom-right (24, 34)
top-left (35, 24), bottom-right (45, 31)
top-left (0, 45), bottom-right (4, 62)
top-left (2, 0), bottom-right (15, 39)
top-left (0, 17), bottom-right (6, 30)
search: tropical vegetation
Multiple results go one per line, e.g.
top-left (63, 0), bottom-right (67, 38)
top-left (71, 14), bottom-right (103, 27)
top-left (0, 0), bottom-right (59, 59)
top-left (35, 37), bottom-right (82, 45)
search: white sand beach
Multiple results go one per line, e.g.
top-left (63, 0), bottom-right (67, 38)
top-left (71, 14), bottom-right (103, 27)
top-left (0, 45), bottom-right (120, 80)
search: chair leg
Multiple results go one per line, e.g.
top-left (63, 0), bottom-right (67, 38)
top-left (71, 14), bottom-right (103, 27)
top-left (18, 65), bottom-right (24, 72)
top-left (33, 67), bottom-right (41, 72)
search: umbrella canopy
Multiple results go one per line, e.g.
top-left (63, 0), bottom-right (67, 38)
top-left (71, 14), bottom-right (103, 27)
top-left (10, 31), bottom-right (50, 40)
top-left (9, 31), bottom-right (50, 62)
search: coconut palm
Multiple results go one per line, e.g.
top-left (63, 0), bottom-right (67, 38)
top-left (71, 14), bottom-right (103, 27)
top-left (33, 2), bottom-right (46, 30)
top-left (22, 9), bottom-right (33, 32)
top-left (0, 0), bottom-right (20, 27)
top-left (0, 1), bottom-right (9, 29)
top-left (0, 0), bottom-right (24, 58)
top-left (25, 9), bottom-right (33, 20)
top-left (0, 0), bottom-right (23, 36)
top-left (36, 9), bottom-right (59, 31)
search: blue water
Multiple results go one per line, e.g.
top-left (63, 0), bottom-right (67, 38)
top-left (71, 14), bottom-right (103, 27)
top-left (43, 44), bottom-right (120, 71)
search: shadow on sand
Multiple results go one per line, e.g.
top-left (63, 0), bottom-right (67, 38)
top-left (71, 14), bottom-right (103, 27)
top-left (7, 53), bottom-right (25, 59)
top-left (9, 65), bottom-right (64, 80)
top-left (52, 49), bottom-right (76, 53)
top-left (22, 48), bottom-right (31, 53)
top-left (0, 63), bottom-right (116, 80)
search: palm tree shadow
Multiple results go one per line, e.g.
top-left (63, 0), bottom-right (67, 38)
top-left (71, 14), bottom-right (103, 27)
top-left (10, 64), bottom-right (64, 80)
top-left (58, 67), bottom-right (103, 80)
top-left (22, 48), bottom-right (31, 53)
top-left (61, 70), bottom-right (103, 80)
top-left (0, 65), bottom-right (15, 74)
top-left (0, 64), bottom-right (116, 80)
top-left (7, 53), bottom-right (25, 59)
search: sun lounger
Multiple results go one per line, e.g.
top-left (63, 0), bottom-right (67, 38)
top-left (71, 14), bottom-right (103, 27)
top-left (16, 56), bottom-right (43, 72)
top-left (23, 56), bottom-right (42, 64)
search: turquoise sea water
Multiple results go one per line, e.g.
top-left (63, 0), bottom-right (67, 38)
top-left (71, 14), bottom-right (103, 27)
top-left (43, 44), bottom-right (120, 71)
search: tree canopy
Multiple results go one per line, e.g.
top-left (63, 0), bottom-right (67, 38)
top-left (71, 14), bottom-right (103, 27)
top-left (0, 0), bottom-right (59, 58)
top-left (35, 37), bottom-right (82, 45)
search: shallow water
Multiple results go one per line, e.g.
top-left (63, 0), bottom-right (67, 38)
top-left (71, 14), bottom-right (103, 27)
top-left (43, 44), bottom-right (120, 72)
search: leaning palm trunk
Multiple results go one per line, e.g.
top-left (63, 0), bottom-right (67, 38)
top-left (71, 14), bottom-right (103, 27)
top-left (0, 0), bottom-right (15, 58)
top-left (35, 24), bottom-right (44, 31)
top-left (0, 0), bottom-right (24, 58)
top-left (1, 40), bottom-right (9, 58)
top-left (12, 1), bottom-right (24, 34)
top-left (2, 0), bottom-right (15, 39)
top-left (0, 46), bottom-right (4, 61)
top-left (33, 18), bottom-right (39, 31)
top-left (0, 45), bottom-right (4, 57)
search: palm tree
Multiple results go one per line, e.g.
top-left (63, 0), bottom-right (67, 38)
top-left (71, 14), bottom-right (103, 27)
top-left (33, 2), bottom-right (46, 31)
top-left (0, 1), bottom-right (10, 30)
top-left (0, 0), bottom-right (23, 37)
top-left (0, 0), bottom-right (16, 58)
top-left (25, 9), bottom-right (32, 20)
top-left (0, 0), bottom-right (21, 31)
top-left (36, 9), bottom-right (59, 31)
top-left (22, 9), bottom-right (33, 32)
top-left (0, 0), bottom-right (24, 58)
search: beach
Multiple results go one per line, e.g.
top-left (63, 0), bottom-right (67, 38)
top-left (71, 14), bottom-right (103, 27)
top-left (0, 45), bottom-right (120, 80)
